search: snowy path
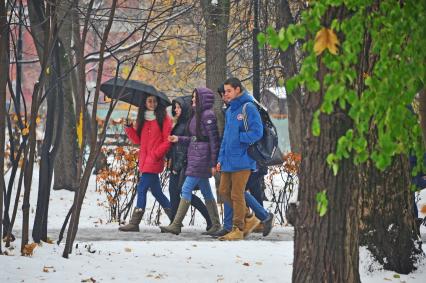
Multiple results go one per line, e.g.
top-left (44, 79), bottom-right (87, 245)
top-left (12, 227), bottom-right (294, 242)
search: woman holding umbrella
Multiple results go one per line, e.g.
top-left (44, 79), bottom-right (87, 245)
top-left (119, 95), bottom-right (173, 232)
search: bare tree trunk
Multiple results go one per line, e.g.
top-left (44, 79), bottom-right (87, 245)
top-left (63, 0), bottom-right (118, 258)
top-left (0, 0), bottom-right (9, 254)
top-left (277, 0), bottom-right (303, 154)
top-left (200, 0), bottom-right (230, 138)
top-left (360, 154), bottom-right (422, 274)
top-left (53, 0), bottom-right (78, 192)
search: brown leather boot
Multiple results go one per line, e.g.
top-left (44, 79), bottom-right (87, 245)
top-left (218, 226), bottom-right (244, 241)
top-left (118, 208), bottom-right (144, 232)
top-left (243, 214), bottom-right (261, 237)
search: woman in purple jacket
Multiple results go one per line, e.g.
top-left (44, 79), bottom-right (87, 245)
top-left (160, 87), bottom-right (221, 235)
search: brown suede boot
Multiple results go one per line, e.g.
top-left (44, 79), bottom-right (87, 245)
top-left (118, 208), bottom-right (144, 232)
top-left (160, 199), bottom-right (190, 235)
top-left (243, 214), bottom-right (261, 237)
top-left (218, 226), bottom-right (244, 241)
top-left (253, 223), bottom-right (264, 233)
top-left (202, 199), bottom-right (221, 235)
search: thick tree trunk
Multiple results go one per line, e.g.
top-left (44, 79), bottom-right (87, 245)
top-left (201, 0), bottom-right (230, 138)
top-left (0, 0), bottom-right (9, 254)
top-left (359, 155), bottom-right (423, 274)
top-left (293, 109), bottom-right (361, 283)
top-left (292, 6), bottom-right (361, 282)
top-left (53, 1), bottom-right (78, 191)
top-left (277, 0), bottom-right (303, 154)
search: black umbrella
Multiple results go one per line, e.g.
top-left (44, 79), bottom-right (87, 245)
top-left (100, 77), bottom-right (171, 107)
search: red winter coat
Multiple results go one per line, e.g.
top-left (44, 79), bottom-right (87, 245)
top-left (125, 116), bottom-right (172, 173)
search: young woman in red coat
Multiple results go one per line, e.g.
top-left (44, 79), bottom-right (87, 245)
top-left (119, 95), bottom-right (173, 232)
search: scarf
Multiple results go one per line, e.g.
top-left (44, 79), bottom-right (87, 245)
top-left (145, 110), bottom-right (156, 121)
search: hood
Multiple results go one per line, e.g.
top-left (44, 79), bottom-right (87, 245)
top-left (172, 95), bottom-right (192, 123)
top-left (195, 87), bottom-right (215, 111)
top-left (229, 90), bottom-right (254, 110)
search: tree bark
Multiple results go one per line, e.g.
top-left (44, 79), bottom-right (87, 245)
top-left (292, 7), bottom-right (361, 283)
top-left (0, 0), bottom-right (9, 254)
top-left (293, 110), bottom-right (361, 283)
top-left (53, 0), bottom-right (78, 192)
top-left (277, 0), bottom-right (303, 154)
top-left (200, 0), bottom-right (230, 138)
top-left (359, 154), bottom-right (422, 274)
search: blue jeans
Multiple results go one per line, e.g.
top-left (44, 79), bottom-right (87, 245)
top-left (136, 173), bottom-right (171, 210)
top-left (181, 176), bottom-right (215, 202)
top-left (246, 171), bottom-right (264, 206)
top-left (169, 171), bottom-right (212, 226)
top-left (223, 191), bottom-right (269, 231)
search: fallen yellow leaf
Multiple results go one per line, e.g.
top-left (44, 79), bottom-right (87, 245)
top-left (314, 27), bottom-right (340, 55)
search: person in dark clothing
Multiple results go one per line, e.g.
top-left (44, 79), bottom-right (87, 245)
top-left (166, 95), bottom-right (212, 230)
top-left (160, 87), bottom-right (221, 235)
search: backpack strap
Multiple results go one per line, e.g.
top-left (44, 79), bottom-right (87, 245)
top-left (242, 102), bottom-right (257, 145)
top-left (242, 102), bottom-right (250, 132)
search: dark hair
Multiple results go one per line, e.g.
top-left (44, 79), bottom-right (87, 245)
top-left (223, 77), bottom-right (244, 92)
top-left (136, 95), bottom-right (167, 136)
top-left (187, 89), bottom-right (203, 139)
top-left (217, 84), bottom-right (225, 96)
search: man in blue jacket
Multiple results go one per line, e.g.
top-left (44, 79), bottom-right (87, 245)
top-left (217, 77), bottom-right (263, 240)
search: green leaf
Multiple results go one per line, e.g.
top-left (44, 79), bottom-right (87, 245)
top-left (312, 111), bottom-right (321, 136)
top-left (257, 33), bottom-right (266, 47)
top-left (332, 163), bottom-right (339, 175)
top-left (306, 79), bottom-right (320, 92)
top-left (279, 37), bottom-right (289, 51)
top-left (316, 190), bottom-right (328, 217)
top-left (285, 76), bottom-right (299, 93)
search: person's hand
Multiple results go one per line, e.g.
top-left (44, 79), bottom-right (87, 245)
top-left (216, 163), bottom-right (221, 172)
top-left (165, 159), bottom-right (171, 168)
top-left (168, 135), bottom-right (178, 143)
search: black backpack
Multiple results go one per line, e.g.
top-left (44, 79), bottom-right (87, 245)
top-left (242, 100), bottom-right (283, 167)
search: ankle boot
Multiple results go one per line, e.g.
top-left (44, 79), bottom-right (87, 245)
top-left (202, 199), bottom-right (221, 235)
top-left (160, 199), bottom-right (190, 235)
top-left (119, 208), bottom-right (144, 232)
top-left (218, 226), bottom-right (244, 241)
top-left (243, 214), bottom-right (261, 237)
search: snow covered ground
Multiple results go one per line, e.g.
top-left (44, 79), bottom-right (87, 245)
top-left (1, 167), bottom-right (426, 282)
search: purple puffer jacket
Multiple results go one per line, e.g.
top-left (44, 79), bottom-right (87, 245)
top-left (177, 87), bottom-right (219, 178)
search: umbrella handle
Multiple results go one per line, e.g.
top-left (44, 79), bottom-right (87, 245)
top-left (125, 104), bottom-right (131, 126)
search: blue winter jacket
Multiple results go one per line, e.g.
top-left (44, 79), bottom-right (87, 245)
top-left (218, 91), bottom-right (263, 172)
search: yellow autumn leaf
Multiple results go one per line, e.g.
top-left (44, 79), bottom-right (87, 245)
top-left (171, 67), bottom-right (177, 76)
top-left (121, 65), bottom-right (131, 78)
top-left (22, 127), bottom-right (29, 136)
top-left (314, 27), bottom-right (340, 56)
top-left (168, 52), bottom-right (175, 66)
top-left (77, 112), bottom-right (83, 148)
